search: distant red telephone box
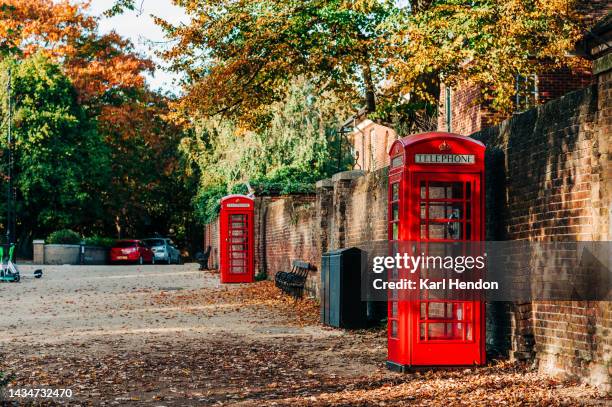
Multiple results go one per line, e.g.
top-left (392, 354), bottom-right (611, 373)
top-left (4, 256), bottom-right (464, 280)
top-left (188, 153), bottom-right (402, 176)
top-left (219, 195), bottom-right (254, 284)
top-left (387, 132), bottom-right (485, 370)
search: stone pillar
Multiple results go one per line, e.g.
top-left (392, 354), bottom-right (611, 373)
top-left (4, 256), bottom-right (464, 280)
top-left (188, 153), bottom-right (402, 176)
top-left (254, 196), bottom-right (271, 277)
top-left (315, 179), bottom-right (334, 300)
top-left (33, 239), bottom-right (45, 264)
top-left (315, 179), bottom-right (333, 256)
top-left (331, 170), bottom-right (365, 250)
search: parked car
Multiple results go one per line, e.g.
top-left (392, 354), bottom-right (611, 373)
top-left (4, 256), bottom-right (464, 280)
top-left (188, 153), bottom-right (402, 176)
top-left (142, 238), bottom-right (181, 264)
top-left (110, 240), bottom-right (155, 265)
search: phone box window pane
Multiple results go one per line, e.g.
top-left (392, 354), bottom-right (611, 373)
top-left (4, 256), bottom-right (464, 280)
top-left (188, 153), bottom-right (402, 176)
top-left (392, 302), bottom-right (398, 317)
top-left (392, 203), bottom-right (399, 221)
top-left (391, 320), bottom-right (398, 338)
top-left (391, 155), bottom-right (403, 168)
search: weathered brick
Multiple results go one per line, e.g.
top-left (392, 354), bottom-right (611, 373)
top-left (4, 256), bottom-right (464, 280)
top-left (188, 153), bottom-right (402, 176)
top-left (472, 65), bottom-right (611, 391)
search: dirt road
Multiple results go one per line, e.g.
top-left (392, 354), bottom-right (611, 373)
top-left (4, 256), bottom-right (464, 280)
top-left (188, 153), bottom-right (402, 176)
top-left (0, 265), bottom-right (608, 405)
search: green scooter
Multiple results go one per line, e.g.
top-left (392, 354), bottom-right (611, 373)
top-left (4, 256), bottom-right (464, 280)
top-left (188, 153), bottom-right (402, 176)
top-left (0, 244), bottom-right (42, 283)
top-left (0, 244), bottom-right (20, 282)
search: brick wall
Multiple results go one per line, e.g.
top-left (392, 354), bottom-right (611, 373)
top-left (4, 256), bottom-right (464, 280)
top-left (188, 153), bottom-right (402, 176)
top-left (203, 218), bottom-right (219, 269)
top-left (472, 66), bottom-right (611, 390)
top-left (204, 170), bottom-right (389, 297)
top-left (262, 195), bottom-right (319, 290)
top-left (538, 67), bottom-right (594, 105)
top-left (257, 171), bottom-right (389, 296)
top-left (314, 169), bottom-right (388, 256)
top-left (342, 170), bottom-right (388, 247)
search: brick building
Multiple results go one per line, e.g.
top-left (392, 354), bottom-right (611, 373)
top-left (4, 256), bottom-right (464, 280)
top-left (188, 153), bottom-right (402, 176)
top-left (347, 119), bottom-right (396, 172)
top-left (437, 68), bottom-right (595, 136)
top-left (437, 3), bottom-right (611, 136)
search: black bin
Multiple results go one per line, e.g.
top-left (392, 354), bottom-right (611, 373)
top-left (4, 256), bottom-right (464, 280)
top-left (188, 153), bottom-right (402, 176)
top-left (320, 247), bottom-right (368, 328)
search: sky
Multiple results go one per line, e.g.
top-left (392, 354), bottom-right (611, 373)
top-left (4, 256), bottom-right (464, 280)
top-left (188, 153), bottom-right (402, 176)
top-left (87, 0), bottom-right (190, 92)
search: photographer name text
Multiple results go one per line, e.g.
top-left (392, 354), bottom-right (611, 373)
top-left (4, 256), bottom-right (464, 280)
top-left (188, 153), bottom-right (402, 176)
top-left (372, 278), bottom-right (498, 290)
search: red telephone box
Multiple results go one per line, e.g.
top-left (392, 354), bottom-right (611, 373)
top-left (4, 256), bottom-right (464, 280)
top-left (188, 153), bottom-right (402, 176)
top-left (219, 195), bottom-right (255, 284)
top-left (387, 132), bottom-right (485, 370)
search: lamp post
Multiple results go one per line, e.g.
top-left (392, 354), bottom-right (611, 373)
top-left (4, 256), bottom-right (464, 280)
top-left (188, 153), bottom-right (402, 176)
top-left (6, 66), bottom-right (13, 245)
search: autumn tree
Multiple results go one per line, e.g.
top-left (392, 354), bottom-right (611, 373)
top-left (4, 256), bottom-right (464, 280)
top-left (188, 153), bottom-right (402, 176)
top-left (154, 0), bottom-right (397, 127)
top-left (107, 0), bottom-right (594, 230)
top-left (385, 0), bottom-right (589, 114)
top-left (184, 78), bottom-right (353, 223)
top-left (0, 0), bottom-right (95, 58)
top-left (0, 55), bottom-right (111, 243)
top-left (148, 0), bottom-right (592, 125)
top-left (0, 0), bottom-right (196, 247)
top-left (100, 88), bottom-right (197, 241)
top-left (0, 0), bottom-right (154, 110)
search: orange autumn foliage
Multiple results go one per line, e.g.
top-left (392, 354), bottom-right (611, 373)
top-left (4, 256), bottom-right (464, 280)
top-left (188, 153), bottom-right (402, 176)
top-left (0, 0), bottom-right (153, 107)
top-left (0, 1), bottom-right (193, 242)
top-left (64, 31), bottom-right (154, 105)
top-left (0, 0), bottom-right (95, 57)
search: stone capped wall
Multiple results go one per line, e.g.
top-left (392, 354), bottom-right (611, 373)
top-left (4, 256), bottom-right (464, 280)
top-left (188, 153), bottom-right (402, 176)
top-left (256, 170), bottom-right (388, 296)
top-left (342, 169), bottom-right (388, 247)
top-left (472, 68), bottom-right (611, 390)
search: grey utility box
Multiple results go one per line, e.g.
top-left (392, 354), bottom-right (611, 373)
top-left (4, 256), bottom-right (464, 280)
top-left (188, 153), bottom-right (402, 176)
top-left (320, 247), bottom-right (368, 328)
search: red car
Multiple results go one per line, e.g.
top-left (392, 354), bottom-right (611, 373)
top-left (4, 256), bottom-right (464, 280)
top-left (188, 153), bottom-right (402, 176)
top-left (110, 240), bottom-right (155, 265)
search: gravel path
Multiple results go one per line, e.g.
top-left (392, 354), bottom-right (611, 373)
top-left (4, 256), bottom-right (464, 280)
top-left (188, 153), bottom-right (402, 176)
top-left (0, 265), bottom-right (608, 405)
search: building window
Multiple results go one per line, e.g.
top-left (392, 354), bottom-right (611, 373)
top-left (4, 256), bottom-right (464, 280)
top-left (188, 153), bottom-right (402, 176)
top-left (369, 128), bottom-right (376, 170)
top-left (515, 74), bottom-right (538, 112)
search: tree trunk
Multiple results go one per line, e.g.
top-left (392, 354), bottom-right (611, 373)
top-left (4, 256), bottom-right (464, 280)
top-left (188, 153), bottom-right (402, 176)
top-left (412, 0), bottom-right (434, 12)
top-left (362, 63), bottom-right (376, 113)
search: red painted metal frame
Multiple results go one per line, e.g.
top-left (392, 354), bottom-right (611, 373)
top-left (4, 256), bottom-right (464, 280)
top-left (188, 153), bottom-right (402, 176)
top-left (387, 132), bottom-right (485, 369)
top-left (219, 194), bottom-right (255, 284)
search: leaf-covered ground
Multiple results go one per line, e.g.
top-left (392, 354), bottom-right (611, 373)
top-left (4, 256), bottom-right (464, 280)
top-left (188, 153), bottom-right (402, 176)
top-left (0, 265), bottom-right (609, 406)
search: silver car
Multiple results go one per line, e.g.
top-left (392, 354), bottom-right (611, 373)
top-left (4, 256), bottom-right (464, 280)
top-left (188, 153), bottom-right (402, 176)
top-left (143, 238), bottom-right (181, 264)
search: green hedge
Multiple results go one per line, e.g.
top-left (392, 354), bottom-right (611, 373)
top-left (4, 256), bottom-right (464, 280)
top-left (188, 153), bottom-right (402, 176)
top-left (83, 236), bottom-right (116, 248)
top-left (46, 230), bottom-right (116, 247)
top-left (46, 229), bottom-right (82, 245)
top-left (232, 167), bottom-right (318, 196)
top-left (194, 183), bottom-right (228, 225)
top-left (195, 168), bottom-right (321, 225)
